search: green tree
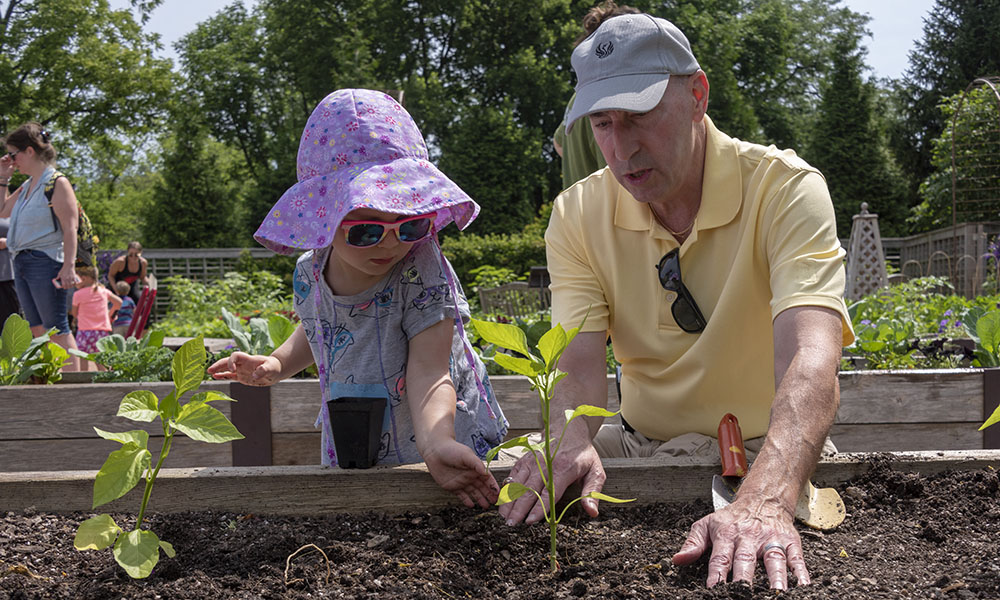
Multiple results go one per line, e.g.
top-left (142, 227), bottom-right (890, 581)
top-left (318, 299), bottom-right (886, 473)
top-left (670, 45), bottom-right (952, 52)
top-left (894, 0), bottom-right (1000, 202)
top-left (805, 32), bottom-right (909, 237)
top-left (0, 0), bottom-right (173, 158)
top-left (910, 85), bottom-right (1000, 231)
top-left (144, 105), bottom-right (248, 248)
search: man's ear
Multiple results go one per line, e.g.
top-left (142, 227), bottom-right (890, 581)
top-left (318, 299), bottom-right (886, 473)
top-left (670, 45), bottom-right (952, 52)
top-left (691, 70), bottom-right (709, 120)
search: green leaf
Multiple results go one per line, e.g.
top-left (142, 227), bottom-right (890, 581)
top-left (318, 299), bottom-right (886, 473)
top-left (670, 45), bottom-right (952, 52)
top-left (484, 435), bottom-right (533, 462)
top-left (493, 352), bottom-right (544, 377)
top-left (74, 514), bottom-right (122, 551)
top-left (220, 307), bottom-right (245, 335)
top-left (93, 444), bottom-right (151, 508)
top-left (159, 540), bottom-right (176, 558)
top-left (471, 319), bottom-right (533, 358)
top-left (267, 313), bottom-right (296, 348)
top-left (0, 314), bottom-right (32, 360)
top-left (977, 312), bottom-right (1000, 359)
top-left (172, 336), bottom-right (207, 397)
top-left (584, 491), bottom-right (636, 503)
top-left (94, 428), bottom-right (149, 449)
top-left (496, 481), bottom-right (534, 505)
top-left (118, 391), bottom-right (160, 422)
top-left (536, 324), bottom-right (567, 370)
top-left (189, 390), bottom-right (236, 405)
top-left (174, 402), bottom-right (244, 443)
top-left (113, 529), bottom-right (161, 579)
top-left (980, 403), bottom-right (1000, 431)
top-left (564, 405), bottom-right (620, 424)
top-left (159, 391), bottom-right (180, 422)
top-left (146, 329), bottom-right (167, 348)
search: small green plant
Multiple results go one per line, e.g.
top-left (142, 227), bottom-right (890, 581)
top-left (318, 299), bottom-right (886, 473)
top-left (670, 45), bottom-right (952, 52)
top-left (73, 337), bottom-right (245, 578)
top-left (71, 331), bottom-right (175, 382)
top-left (221, 306), bottom-right (296, 355)
top-left (471, 318), bottom-right (633, 572)
top-left (0, 314), bottom-right (67, 384)
top-left (848, 317), bottom-right (918, 369)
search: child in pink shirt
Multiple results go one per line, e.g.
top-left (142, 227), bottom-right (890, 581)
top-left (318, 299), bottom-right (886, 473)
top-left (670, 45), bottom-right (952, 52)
top-left (72, 265), bottom-right (121, 371)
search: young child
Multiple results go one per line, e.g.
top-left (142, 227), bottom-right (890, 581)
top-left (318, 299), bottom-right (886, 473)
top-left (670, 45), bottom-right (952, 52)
top-left (208, 89), bottom-right (508, 508)
top-left (71, 265), bottom-right (121, 370)
top-left (111, 280), bottom-right (136, 336)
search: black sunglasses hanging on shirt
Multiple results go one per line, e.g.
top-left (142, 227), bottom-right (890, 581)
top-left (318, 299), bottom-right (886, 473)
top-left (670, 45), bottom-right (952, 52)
top-left (656, 248), bottom-right (708, 333)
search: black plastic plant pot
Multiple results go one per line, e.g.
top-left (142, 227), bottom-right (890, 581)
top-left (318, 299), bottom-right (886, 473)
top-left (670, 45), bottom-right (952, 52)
top-left (327, 396), bottom-right (386, 469)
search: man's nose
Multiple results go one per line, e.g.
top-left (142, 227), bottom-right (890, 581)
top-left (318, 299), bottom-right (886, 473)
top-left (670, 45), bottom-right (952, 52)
top-left (610, 123), bottom-right (639, 162)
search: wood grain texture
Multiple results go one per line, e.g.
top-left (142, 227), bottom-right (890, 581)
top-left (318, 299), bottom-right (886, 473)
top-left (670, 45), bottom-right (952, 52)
top-left (3, 450), bottom-right (998, 515)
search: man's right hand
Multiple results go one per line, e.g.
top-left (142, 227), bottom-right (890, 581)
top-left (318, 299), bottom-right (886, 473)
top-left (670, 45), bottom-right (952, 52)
top-left (498, 427), bottom-right (607, 525)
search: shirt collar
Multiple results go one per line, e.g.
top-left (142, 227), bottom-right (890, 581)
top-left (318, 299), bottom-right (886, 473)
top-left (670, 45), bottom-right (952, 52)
top-left (614, 115), bottom-right (742, 242)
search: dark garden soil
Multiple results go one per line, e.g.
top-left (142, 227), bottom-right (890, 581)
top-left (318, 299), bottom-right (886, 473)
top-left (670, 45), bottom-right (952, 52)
top-left (2, 459), bottom-right (999, 599)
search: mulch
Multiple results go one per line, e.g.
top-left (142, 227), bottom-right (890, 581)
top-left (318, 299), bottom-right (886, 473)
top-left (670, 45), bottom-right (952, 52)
top-left (2, 460), bottom-right (999, 599)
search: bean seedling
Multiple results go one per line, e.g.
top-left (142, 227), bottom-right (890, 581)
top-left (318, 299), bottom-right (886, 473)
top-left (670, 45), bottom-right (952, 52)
top-left (73, 337), bottom-right (245, 578)
top-left (472, 318), bottom-right (633, 572)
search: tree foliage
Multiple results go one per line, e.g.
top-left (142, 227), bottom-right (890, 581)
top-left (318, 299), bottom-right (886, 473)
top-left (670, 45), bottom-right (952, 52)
top-left (805, 32), bottom-right (909, 237)
top-left (895, 0), bottom-right (1000, 201)
top-left (910, 85), bottom-right (1000, 231)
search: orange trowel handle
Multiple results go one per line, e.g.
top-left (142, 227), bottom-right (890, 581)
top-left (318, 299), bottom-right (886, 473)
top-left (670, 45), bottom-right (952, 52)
top-left (718, 413), bottom-right (748, 477)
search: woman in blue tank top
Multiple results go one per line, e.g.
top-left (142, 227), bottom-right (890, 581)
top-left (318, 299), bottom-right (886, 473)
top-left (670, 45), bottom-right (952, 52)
top-left (0, 122), bottom-right (81, 370)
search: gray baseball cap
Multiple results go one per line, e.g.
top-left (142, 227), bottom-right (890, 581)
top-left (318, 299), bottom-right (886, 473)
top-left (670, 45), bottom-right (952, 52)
top-left (566, 14), bottom-right (700, 133)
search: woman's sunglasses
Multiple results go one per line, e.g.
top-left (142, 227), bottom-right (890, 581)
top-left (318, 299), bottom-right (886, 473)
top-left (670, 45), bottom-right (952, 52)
top-left (340, 213), bottom-right (437, 248)
top-left (656, 248), bottom-right (707, 333)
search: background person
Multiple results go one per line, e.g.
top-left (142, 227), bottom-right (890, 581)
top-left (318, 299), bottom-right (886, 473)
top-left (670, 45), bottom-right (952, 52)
top-left (71, 265), bottom-right (121, 371)
top-left (0, 217), bottom-right (22, 326)
top-left (0, 122), bottom-right (80, 370)
top-left (551, 2), bottom-right (640, 190)
top-left (111, 280), bottom-right (136, 336)
top-left (501, 14), bottom-right (854, 591)
top-left (107, 241), bottom-right (149, 304)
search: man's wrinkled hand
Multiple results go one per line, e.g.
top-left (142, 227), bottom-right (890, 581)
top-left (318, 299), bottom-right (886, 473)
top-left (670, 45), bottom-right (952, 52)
top-left (671, 496), bottom-right (808, 590)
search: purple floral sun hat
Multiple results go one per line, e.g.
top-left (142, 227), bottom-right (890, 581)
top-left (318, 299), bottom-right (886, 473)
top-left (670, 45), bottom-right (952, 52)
top-left (254, 89), bottom-right (480, 254)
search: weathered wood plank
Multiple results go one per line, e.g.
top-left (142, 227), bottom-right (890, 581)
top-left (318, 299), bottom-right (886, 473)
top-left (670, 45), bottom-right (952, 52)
top-left (831, 423), bottom-right (982, 452)
top-left (272, 432), bottom-right (320, 466)
top-left (0, 436), bottom-right (231, 472)
top-left (837, 369), bottom-right (983, 423)
top-left (2, 450), bottom-right (997, 515)
top-left (0, 381), bottom-right (231, 440)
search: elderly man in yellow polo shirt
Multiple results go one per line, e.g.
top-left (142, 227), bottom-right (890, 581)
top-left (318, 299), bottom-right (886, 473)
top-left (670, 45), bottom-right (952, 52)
top-left (499, 13), bottom-right (855, 591)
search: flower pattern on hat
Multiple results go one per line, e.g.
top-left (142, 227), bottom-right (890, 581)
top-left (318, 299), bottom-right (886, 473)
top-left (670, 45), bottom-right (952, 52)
top-left (255, 89), bottom-right (479, 254)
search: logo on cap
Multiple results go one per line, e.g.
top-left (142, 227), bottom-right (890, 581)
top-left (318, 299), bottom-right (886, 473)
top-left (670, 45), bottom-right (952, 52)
top-left (596, 41), bottom-right (614, 59)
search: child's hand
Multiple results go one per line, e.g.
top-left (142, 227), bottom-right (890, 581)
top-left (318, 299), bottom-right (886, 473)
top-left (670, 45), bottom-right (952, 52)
top-left (421, 439), bottom-right (500, 509)
top-left (207, 352), bottom-right (282, 386)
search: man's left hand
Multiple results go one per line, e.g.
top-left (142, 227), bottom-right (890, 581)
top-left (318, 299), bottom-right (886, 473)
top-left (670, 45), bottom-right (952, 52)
top-left (671, 495), bottom-right (808, 590)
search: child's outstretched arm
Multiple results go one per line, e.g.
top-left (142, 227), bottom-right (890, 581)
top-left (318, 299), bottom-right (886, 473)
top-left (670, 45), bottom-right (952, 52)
top-left (407, 318), bottom-right (500, 509)
top-left (207, 322), bottom-right (314, 386)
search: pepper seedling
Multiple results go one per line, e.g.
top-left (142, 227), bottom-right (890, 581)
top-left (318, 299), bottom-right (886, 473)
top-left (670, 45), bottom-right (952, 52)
top-left (73, 336), bottom-right (244, 578)
top-left (472, 318), bottom-right (634, 572)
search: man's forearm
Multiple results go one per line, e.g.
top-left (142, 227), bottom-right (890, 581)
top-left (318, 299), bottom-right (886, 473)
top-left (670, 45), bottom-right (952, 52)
top-left (737, 307), bottom-right (843, 514)
top-left (551, 331), bottom-right (612, 441)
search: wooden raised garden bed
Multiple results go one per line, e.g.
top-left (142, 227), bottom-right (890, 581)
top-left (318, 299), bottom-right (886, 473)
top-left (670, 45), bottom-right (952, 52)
top-left (1, 369), bottom-right (998, 473)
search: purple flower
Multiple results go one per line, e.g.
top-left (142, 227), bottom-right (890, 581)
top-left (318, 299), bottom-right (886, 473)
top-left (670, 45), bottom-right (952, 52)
top-left (860, 319), bottom-right (871, 326)
top-left (938, 319), bottom-right (949, 334)
top-left (943, 309), bottom-right (953, 317)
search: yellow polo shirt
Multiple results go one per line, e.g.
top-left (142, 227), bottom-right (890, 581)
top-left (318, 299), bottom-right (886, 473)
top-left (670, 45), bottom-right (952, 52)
top-left (545, 115), bottom-right (854, 441)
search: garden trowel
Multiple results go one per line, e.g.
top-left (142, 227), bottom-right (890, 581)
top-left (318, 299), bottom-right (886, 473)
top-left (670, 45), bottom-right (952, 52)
top-left (711, 413), bottom-right (846, 531)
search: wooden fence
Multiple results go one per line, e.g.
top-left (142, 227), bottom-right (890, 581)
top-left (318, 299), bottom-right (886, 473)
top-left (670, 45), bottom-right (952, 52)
top-left (2, 369), bottom-right (998, 472)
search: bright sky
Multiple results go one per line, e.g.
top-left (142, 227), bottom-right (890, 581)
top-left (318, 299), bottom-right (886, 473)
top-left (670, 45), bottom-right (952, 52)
top-left (113, 0), bottom-right (937, 81)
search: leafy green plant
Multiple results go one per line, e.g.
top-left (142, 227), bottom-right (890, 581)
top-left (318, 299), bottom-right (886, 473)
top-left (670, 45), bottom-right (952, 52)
top-left (155, 272), bottom-right (292, 338)
top-left (73, 337), bottom-right (245, 578)
top-left (471, 318), bottom-right (633, 572)
top-left (71, 331), bottom-right (176, 383)
top-left (966, 309), bottom-right (1000, 368)
top-left (221, 306), bottom-right (296, 355)
top-left (0, 314), bottom-right (68, 385)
